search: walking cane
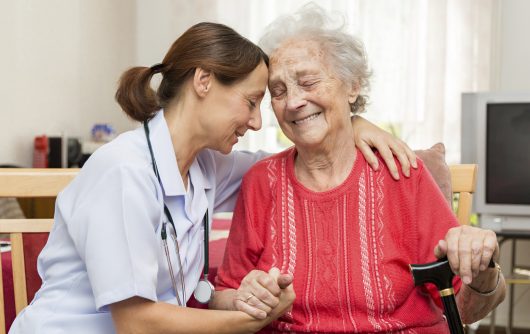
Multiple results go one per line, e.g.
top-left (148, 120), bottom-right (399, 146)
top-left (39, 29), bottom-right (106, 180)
top-left (410, 257), bottom-right (495, 334)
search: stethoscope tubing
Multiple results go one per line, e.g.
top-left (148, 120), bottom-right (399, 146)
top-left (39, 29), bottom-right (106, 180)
top-left (143, 121), bottom-right (210, 305)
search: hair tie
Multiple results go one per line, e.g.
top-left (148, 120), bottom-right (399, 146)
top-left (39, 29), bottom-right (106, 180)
top-left (150, 63), bottom-right (165, 74)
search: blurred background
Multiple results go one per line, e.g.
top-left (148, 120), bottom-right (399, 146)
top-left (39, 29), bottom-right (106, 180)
top-left (0, 0), bottom-right (529, 331)
top-left (3, 0), bottom-right (530, 168)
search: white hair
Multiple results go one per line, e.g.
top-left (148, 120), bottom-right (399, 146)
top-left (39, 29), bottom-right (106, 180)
top-left (259, 3), bottom-right (371, 113)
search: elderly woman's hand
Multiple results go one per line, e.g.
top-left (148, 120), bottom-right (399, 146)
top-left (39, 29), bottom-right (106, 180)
top-left (434, 225), bottom-right (500, 289)
top-left (351, 116), bottom-right (417, 180)
top-left (234, 267), bottom-right (293, 320)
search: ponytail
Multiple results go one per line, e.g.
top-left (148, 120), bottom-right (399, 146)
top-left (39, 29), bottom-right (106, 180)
top-left (115, 22), bottom-right (269, 123)
top-left (115, 66), bottom-right (159, 122)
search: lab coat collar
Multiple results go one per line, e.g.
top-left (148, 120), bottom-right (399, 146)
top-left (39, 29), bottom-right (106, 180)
top-left (147, 110), bottom-right (211, 197)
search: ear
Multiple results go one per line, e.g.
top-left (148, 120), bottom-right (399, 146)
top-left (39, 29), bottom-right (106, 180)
top-left (193, 67), bottom-right (212, 98)
top-left (348, 82), bottom-right (361, 104)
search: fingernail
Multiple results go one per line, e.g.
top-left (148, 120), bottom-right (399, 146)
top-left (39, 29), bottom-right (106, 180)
top-left (463, 276), bottom-right (471, 285)
top-left (393, 173), bottom-right (400, 180)
top-left (412, 161), bottom-right (418, 168)
top-left (480, 265), bottom-right (486, 271)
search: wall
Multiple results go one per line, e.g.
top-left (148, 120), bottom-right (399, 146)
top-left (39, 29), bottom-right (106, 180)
top-left (135, 0), bottom-right (220, 66)
top-left (488, 0), bottom-right (530, 329)
top-left (0, 1), bottom-right (136, 167)
top-left (496, 0), bottom-right (530, 91)
top-left (0, 0), bottom-right (528, 327)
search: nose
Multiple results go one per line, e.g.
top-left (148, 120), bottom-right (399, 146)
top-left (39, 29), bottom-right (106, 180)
top-left (286, 86), bottom-right (307, 111)
top-left (247, 106), bottom-right (262, 131)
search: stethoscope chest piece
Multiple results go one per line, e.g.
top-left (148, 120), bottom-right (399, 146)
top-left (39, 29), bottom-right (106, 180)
top-left (194, 278), bottom-right (214, 304)
top-left (144, 120), bottom-right (214, 306)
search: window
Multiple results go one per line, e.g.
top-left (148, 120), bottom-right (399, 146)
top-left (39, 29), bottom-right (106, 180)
top-left (215, 0), bottom-right (495, 162)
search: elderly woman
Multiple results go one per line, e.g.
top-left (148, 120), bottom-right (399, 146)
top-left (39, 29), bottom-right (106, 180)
top-left (212, 6), bottom-right (505, 333)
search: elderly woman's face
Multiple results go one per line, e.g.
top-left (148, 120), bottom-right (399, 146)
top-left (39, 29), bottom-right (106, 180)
top-left (268, 39), bottom-right (357, 149)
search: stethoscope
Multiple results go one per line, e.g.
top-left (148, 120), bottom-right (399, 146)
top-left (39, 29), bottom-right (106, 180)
top-left (144, 121), bottom-right (214, 306)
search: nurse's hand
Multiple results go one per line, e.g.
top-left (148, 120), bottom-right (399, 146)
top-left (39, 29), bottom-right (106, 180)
top-left (434, 225), bottom-right (499, 287)
top-left (352, 115), bottom-right (417, 180)
top-left (234, 267), bottom-right (293, 320)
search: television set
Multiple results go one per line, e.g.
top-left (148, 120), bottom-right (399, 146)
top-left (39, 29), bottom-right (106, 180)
top-left (461, 92), bottom-right (530, 231)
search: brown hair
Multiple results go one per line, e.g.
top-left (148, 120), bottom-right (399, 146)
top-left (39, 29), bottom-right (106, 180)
top-left (115, 22), bottom-right (269, 122)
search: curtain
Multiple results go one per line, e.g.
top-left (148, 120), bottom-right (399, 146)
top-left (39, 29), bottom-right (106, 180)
top-left (212, 0), bottom-right (496, 163)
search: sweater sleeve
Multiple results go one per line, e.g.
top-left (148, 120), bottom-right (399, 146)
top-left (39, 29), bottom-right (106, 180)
top-left (215, 177), bottom-right (264, 290)
top-left (414, 162), bottom-right (463, 305)
top-left (414, 162), bottom-right (460, 263)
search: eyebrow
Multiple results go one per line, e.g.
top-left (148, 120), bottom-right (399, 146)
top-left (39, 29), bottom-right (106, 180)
top-left (295, 69), bottom-right (319, 77)
top-left (268, 78), bottom-right (281, 86)
top-left (247, 90), bottom-right (266, 99)
top-left (268, 68), bottom-right (320, 85)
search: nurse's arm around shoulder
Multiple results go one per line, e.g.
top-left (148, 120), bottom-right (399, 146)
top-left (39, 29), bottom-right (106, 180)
top-left (110, 294), bottom-right (294, 334)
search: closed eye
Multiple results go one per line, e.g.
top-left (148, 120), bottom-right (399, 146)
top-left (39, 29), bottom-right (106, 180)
top-left (270, 88), bottom-right (286, 98)
top-left (300, 80), bottom-right (318, 88)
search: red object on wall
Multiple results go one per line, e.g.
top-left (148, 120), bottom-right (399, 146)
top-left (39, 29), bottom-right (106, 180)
top-left (32, 136), bottom-right (48, 168)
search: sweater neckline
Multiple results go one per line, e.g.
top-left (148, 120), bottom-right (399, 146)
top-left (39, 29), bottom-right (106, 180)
top-left (285, 147), bottom-right (365, 199)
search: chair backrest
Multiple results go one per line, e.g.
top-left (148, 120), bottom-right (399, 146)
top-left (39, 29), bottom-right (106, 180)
top-left (448, 164), bottom-right (478, 225)
top-left (0, 168), bottom-right (78, 334)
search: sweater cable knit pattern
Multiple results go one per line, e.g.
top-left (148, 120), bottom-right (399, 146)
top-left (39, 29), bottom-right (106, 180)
top-left (216, 147), bottom-right (460, 333)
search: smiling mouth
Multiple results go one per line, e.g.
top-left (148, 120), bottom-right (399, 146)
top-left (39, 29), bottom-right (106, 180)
top-left (292, 112), bottom-right (321, 125)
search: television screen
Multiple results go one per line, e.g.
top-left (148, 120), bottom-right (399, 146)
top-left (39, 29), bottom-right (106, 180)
top-left (486, 103), bottom-right (530, 205)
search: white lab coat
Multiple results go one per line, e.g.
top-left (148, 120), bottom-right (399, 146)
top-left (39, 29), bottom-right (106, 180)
top-left (9, 111), bottom-right (268, 334)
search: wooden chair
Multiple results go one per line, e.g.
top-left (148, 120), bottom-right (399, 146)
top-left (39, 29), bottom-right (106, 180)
top-left (0, 167), bottom-right (233, 327)
top-left (448, 164), bottom-right (478, 226)
top-left (0, 168), bottom-right (78, 334)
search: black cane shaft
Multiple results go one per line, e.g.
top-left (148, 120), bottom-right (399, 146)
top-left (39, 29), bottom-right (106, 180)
top-left (411, 257), bottom-right (498, 334)
top-left (441, 294), bottom-right (464, 334)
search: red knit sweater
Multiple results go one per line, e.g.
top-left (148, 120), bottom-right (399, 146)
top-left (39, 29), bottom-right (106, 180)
top-left (216, 148), bottom-right (460, 333)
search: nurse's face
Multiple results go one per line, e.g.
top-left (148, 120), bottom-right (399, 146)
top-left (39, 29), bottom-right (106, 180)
top-left (203, 61), bottom-right (268, 154)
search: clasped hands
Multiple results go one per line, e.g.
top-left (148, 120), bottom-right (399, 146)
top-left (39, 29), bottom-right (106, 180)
top-left (233, 225), bottom-right (499, 321)
top-left (435, 225), bottom-right (500, 293)
top-left (234, 267), bottom-right (295, 320)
